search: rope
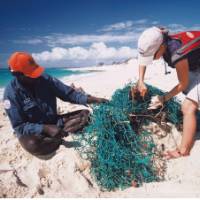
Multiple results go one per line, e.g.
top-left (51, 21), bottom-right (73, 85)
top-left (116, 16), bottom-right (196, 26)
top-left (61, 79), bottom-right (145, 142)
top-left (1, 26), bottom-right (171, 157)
top-left (74, 83), bottom-right (183, 191)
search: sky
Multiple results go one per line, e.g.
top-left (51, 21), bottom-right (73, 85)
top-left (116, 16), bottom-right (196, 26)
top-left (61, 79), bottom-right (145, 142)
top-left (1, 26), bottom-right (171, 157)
top-left (1, 0), bottom-right (200, 68)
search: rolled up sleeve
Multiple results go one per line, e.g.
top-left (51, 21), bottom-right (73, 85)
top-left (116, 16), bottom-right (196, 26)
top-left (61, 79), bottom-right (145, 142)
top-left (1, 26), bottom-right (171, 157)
top-left (14, 122), bottom-right (43, 138)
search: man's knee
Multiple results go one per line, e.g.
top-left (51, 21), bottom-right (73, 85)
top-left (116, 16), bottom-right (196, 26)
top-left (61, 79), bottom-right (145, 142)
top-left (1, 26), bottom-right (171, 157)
top-left (19, 134), bottom-right (61, 156)
top-left (19, 135), bottom-right (42, 154)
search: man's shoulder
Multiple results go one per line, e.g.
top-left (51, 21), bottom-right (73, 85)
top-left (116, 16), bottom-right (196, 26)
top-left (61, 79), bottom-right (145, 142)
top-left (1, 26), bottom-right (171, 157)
top-left (40, 73), bottom-right (50, 79)
top-left (40, 73), bottom-right (55, 82)
top-left (41, 73), bottom-right (61, 85)
top-left (3, 79), bottom-right (17, 98)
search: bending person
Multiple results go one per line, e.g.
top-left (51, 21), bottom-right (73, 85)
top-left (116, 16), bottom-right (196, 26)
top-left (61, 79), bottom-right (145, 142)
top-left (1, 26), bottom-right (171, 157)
top-left (135, 27), bottom-right (200, 159)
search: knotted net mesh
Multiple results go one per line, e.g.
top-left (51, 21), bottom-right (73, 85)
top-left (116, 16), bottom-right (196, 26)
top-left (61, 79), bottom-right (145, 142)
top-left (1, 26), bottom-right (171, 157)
top-left (75, 83), bottom-right (183, 191)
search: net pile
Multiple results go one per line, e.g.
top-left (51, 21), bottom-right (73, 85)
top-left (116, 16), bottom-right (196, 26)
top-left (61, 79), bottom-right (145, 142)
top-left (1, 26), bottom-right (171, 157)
top-left (75, 83), bottom-right (183, 191)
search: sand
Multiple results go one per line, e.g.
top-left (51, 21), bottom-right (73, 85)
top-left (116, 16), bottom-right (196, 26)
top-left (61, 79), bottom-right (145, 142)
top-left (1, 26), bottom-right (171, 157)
top-left (0, 58), bottom-right (200, 197)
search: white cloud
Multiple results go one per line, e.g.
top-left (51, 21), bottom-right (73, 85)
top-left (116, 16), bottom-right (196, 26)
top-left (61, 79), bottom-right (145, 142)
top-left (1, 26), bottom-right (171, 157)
top-left (12, 32), bottom-right (140, 47)
top-left (99, 21), bottom-right (134, 32)
top-left (13, 19), bottom-right (200, 68)
top-left (13, 20), bottom-right (200, 48)
top-left (133, 19), bottom-right (148, 24)
top-left (44, 32), bottom-right (140, 47)
top-left (99, 19), bottom-right (149, 32)
top-left (12, 19), bottom-right (159, 47)
top-left (152, 21), bottom-right (159, 25)
top-left (190, 24), bottom-right (200, 30)
top-left (32, 42), bottom-right (137, 66)
top-left (13, 19), bottom-right (150, 47)
top-left (166, 23), bottom-right (187, 32)
top-left (166, 23), bottom-right (200, 33)
top-left (14, 38), bottom-right (43, 45)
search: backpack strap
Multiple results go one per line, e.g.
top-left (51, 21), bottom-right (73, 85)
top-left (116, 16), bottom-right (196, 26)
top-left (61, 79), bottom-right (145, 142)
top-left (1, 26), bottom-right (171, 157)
top-left (171, 36), bottom-right (200, 65)
top-left (176, 36), bottom-right (200, 54)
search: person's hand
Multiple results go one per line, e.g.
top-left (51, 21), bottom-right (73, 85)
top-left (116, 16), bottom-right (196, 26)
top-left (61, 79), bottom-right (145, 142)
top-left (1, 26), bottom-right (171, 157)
top-left (43, 124), bottom-right (61, 137)
top-left (137, 81), bottom-right (147, 97)
top-left (87, 96), bottom-right (109, 104)
top-left (148, 95), bottom-right (164, 110)
top-left (62, 110), bottom-right (90, 134)
top-left (163, 148), bottom-right (190, 159)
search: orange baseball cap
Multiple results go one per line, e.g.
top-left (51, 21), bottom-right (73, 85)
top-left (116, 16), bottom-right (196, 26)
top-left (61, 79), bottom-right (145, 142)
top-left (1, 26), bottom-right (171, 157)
top-left (8, 52), bottom-right (44, 78)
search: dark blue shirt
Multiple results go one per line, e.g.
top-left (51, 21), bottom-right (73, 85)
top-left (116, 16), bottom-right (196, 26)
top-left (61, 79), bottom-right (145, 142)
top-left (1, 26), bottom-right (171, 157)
top-left (3, 74), bottom-right (88, 138)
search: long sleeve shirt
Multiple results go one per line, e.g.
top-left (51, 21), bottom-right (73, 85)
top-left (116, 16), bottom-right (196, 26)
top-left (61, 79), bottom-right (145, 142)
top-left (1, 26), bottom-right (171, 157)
top-left (3, 74), bottom-right (88, 138)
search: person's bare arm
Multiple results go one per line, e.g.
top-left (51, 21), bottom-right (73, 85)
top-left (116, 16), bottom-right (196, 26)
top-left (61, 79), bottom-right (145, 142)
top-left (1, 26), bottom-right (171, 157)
top-left (138, 65), bottom-right (146, 82)
top-left (137, 65), bottom-right (147, 97)
top-left (164, 59), bottom-right (189, 102)
top-left (148, 59), bottom-right (189, 110)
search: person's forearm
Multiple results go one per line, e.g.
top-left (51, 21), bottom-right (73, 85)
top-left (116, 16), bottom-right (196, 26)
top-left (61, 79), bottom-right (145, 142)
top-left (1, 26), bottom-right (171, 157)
top-left (164, 83), bottom-right (185, 102)
top-left (87, 95), bottom-right (101, 104)
top-left (87, 95), bottom-right (96, 104)
top-left (87, 95), bottom-right (108, 104)
top-left (139, 65), bottom-right (146, 82)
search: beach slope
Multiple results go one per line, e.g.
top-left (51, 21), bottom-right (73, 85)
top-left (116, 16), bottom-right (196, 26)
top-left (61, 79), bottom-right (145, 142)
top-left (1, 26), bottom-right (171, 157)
top-left (0, 59), bottom-right (200, 197)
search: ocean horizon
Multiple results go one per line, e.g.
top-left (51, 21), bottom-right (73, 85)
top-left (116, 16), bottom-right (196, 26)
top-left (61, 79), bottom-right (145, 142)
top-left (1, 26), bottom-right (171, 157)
top-left (0, 67), bottom-right (93, 100)
top-left (0, 67), bottom-right (91, 87)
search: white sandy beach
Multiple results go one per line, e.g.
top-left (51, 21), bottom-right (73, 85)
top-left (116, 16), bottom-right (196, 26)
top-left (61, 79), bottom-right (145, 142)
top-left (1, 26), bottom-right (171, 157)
top-left (1, 59), bottom-right (200, 197)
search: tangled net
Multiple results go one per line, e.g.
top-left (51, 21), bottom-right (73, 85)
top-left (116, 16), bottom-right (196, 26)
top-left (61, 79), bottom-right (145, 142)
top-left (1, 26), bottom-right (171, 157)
top-left (75, 83), bottom-right (183, 191)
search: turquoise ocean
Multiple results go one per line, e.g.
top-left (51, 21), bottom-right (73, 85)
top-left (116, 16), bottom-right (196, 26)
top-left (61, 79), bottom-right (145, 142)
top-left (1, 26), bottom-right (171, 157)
top-left (0, 68), bottom-right (90, 100)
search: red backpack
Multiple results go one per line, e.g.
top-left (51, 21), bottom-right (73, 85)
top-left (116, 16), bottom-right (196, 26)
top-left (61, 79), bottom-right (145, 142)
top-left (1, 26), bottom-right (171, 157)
top-left (170, 31), bottom-right (200, 64)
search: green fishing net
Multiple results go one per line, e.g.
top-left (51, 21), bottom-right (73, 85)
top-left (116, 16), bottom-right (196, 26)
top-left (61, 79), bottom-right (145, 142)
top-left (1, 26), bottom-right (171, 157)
top-left (75, 83), bottom-right (183, 191)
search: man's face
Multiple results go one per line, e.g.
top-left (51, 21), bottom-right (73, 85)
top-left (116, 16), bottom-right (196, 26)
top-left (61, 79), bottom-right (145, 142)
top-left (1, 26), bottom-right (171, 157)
top-left (12, 72), bottom-right (40, 86)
